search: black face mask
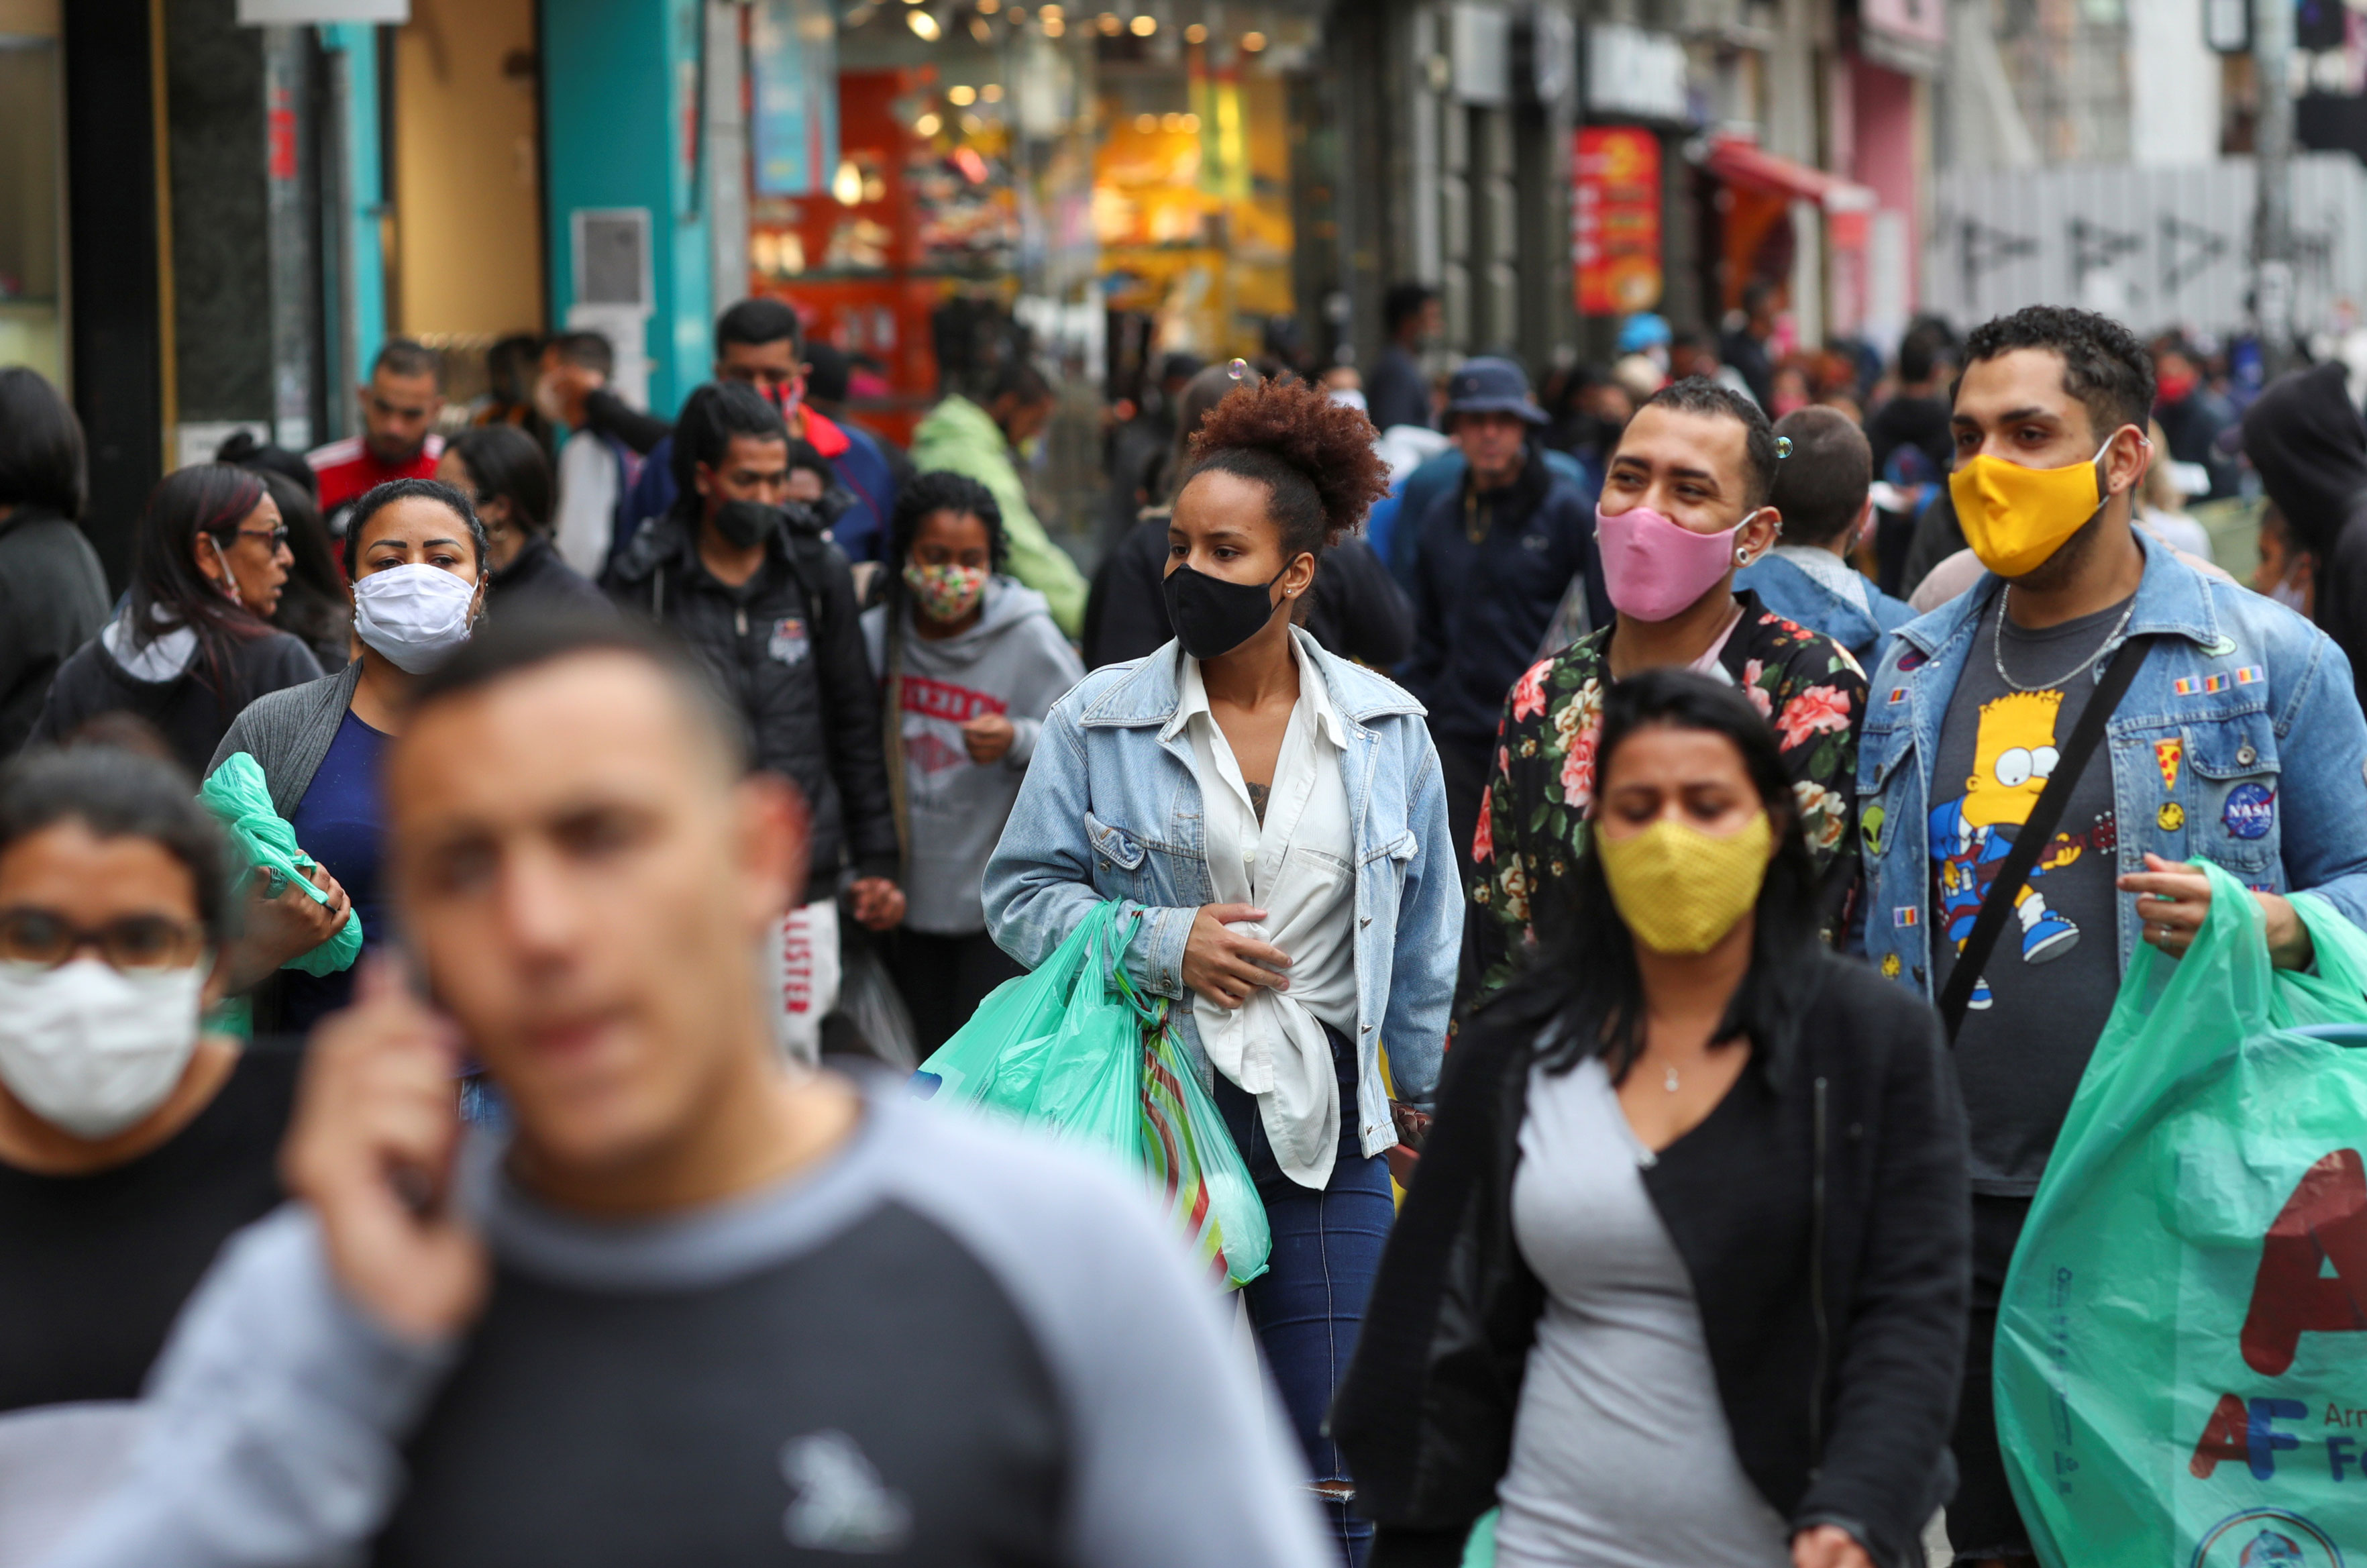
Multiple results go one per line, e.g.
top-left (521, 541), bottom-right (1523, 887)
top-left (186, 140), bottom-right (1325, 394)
top-left (711, 500), bottom-right (784, 550)
top-left (1162, 562), bottom-right (1287, 660)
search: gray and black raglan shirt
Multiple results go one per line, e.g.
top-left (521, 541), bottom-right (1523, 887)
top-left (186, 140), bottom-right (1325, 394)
top-left (38, 1086), bottom-right (1330, 1568)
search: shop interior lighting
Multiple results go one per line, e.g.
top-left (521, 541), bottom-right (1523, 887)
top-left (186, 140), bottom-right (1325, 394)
top-left (1159, 111), bottom-right (1184, 131)
top-left (1006, 5), bottom-right (1027, 18)
top-left (960, 113), bottom-right (984, 134)
top-left (1098, 12), bottom-right (1122, 32)
top-left (1040, 3), bottom-right (1062, 15)
top-left (978, 0), bottom-right (1000, 9)
top-left (908, 6), bottom-right (942, 36)
top-left (832, 158), bottom-right (865, 205)
top-left (1041, 14), bottom-right (1065, 33)
top-left (1184, 21), bottom-right (1206, 42)
top-left (949, 84), bottom-right (977, 104)
top-left (982, 83), bottom-right (1004, 101)
top-left (970, 14), bottom-right (993, 37)
top-left (1130, 13), bottom-right (1157, 33)
top-left (915, 110), bottom-right (943, 135)
top-left (1241, 30), bottom-right (1265, 50)
top-left (1135, 112), bottom-right (1158, 132)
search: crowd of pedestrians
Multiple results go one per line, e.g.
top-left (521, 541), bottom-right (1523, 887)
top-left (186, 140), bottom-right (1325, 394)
top-left (0, 284), bottom-right (2360, 1568)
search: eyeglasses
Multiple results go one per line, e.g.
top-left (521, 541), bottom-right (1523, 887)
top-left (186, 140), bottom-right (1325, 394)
top-left (0, 908), bottom-right (209, 974)
top-left (231, 525), bottom-right (292, 551)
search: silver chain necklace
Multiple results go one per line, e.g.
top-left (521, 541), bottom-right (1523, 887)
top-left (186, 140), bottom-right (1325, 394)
top-left (1992, 588), bottom-right (2136, 694)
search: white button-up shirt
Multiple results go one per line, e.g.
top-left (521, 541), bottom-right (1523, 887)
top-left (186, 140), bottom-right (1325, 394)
top-left (1171, 644), bottom-right (1359, 1189)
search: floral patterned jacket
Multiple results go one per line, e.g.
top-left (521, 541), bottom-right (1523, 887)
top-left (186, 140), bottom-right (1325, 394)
top-left (1465, 591), bottom-right (1869, 999)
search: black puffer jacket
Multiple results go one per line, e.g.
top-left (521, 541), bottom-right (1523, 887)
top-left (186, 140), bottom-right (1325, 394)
top-left (1334, 950), bottom-right (1970, 1568)
top-left (605, 507), bottom-right (898, 889)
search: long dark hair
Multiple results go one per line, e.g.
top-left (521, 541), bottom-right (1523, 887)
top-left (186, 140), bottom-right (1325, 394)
top-left (448, 424), bottom-right (555, 535)
top-left (256, 470), bottom-right (352, 668)
top-left (123, 464), bottom-right (278, 704)
top-left (1502, 668), bottom-right (1822, 1082)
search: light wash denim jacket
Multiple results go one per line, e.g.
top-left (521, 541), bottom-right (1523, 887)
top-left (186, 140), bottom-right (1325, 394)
top-left (1856, 530), bottom-right (2367, 993)
top-left (984, 630), bottom-right (1462, 1150)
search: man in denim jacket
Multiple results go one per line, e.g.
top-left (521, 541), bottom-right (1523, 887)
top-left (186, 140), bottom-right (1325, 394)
top-left (1856, 305), bottom-right (2367, 1568)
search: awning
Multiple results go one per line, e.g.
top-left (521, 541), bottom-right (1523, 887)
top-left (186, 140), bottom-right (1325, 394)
top-left (1703, 134), bottom-right (1875, 213)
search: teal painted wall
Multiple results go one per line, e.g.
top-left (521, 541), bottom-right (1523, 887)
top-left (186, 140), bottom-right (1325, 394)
top-left (541, 0), bottom-right (711, 417)
top-left (321, 23), bottom-right (384, 399)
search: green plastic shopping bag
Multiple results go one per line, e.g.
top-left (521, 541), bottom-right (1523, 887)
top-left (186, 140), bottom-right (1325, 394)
top-left (197, 752), bottom-right (363, 976)
top-left (914, 902), bottom-right (1270, 1288)
top-left (1997, 861), bottom-right (2367, 1568)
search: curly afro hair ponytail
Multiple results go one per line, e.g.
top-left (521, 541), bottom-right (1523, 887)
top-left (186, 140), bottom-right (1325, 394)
top-left (1180, 378), bottom-right (1391, 565)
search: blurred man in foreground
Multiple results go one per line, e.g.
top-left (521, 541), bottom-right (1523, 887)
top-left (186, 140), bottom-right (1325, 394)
top-left (38, 612), bottom-right (1328, 1568)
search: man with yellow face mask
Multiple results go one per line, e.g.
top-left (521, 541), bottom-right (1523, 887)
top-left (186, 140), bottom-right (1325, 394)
top-left (1856, 305), bottom-right (2367, 1568)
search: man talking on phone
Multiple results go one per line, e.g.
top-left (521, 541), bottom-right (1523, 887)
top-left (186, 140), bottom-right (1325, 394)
top-left (38, 612), bottom-right (1327, 1568)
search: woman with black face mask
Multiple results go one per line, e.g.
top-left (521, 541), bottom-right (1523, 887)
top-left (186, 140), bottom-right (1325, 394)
top-left (984, 378), bottom-right (1461, 1566)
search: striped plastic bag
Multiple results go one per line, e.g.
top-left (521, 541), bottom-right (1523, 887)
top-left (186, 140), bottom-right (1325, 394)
top-left (1137, 995), bottom-right (1271, 1290)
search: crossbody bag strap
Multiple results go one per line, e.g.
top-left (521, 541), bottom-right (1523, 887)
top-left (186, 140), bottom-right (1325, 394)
top-left (1937, 633), bottom-right (2156, 1039)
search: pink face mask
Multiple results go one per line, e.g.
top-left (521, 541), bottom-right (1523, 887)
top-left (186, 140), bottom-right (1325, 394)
top-left (1595, 503), bottom-right (1757, 623)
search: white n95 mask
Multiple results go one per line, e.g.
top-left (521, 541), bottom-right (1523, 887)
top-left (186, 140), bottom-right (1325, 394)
top-left (353, 564), bottom-right (479, 673)
top-left (0, 959), bottom-right (206, 1139)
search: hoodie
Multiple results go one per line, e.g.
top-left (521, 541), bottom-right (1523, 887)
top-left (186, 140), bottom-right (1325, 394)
top-left (863, 578), bottom-right (1085, 935)
top-left (28, 611), bottom-right (324, 778)
top-left (2242, 362), bottom-right (2367, 704)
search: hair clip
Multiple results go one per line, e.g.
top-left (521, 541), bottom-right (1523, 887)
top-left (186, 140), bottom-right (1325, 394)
top-left (1774, 435), bottom-right (1793, 460)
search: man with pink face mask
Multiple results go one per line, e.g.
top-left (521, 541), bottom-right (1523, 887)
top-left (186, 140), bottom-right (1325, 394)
top-left (1461, 377), bottom-right (1867, 1002)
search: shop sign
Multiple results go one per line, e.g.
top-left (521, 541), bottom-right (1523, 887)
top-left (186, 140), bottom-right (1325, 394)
top-left (1573, 127), bottom-right (1663, 315)
top-left (751, 0), bottom-right (840, 198)
top-left (1585, 24), bottom-right (1688, 124)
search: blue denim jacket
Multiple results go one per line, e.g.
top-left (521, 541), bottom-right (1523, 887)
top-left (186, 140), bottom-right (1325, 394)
top-left (984, 630), bottom-right (1462, 1150)
top-left (1856, 531), bottom-right (2367, 994)
top-left (1736, 551), bottom-right (1917, 670)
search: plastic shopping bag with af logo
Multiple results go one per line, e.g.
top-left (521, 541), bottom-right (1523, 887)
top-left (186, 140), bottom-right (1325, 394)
top-left (912, 902), bottom-right (1269, 1289)
top-left (1997, 860), bottom-right (2367, 1568)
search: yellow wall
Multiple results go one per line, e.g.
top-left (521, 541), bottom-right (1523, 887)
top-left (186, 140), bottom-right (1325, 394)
top-left (391, 0), bottom-right (542, 337)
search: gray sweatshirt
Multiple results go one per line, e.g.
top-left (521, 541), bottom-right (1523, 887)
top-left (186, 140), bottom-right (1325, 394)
top-left (36, 1083), bottom-right (1329, 1568)
top-left (862, 579), bottom-right (1084, 935)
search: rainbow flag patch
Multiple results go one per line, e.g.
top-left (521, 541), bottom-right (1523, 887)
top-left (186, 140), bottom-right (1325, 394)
top-left (2236, 666), bottom-right (2264, 685)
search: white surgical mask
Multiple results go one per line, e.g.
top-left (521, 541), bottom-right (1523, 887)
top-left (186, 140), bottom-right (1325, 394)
top-left (353, 564), bottom-right (478, 673)
top-left (0, 958), bottom-right (206, 1139)
top-left (2270, 577), bottom-right (2309, 613)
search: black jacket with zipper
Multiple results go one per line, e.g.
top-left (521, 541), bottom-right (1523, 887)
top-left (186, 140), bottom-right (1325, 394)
top-left (1332, 949), bottom-right (1970, 1568)
top-left (604, 505), bottom-right (898, 889)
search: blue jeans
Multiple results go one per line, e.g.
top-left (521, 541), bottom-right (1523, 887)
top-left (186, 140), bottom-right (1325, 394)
top-left (1213, 1025), bottom-right (1393, 1567)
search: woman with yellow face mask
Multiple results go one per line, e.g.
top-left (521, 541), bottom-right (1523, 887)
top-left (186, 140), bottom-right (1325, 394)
top-left (1336, 669), bottom-right (1972, 1568)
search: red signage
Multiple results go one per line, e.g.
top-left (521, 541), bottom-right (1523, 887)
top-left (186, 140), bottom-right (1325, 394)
top-left (1574, 127), bottom-right (1663, 317)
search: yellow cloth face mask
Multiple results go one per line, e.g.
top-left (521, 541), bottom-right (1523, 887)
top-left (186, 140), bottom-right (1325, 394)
top-left (1595, 811), bottom-right (1775, 956)
top-left (1949, 438), bottom-right (2117, 578)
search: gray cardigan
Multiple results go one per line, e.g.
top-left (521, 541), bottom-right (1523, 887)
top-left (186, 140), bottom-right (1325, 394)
top-left (207, 661), bottom-right (364, 816)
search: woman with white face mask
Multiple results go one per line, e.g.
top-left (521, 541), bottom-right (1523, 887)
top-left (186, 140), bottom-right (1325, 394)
top-left (0, 743), bottom-right (301, 1414)
top-left (207, 478), bottom-right (488, 1035)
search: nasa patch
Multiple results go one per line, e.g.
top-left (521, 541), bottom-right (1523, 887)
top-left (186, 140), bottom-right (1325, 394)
top-left (2222, 782), bottom-right (2275, 841)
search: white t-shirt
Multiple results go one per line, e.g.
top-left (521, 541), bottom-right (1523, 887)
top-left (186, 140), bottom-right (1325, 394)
top-left (553, 432), bottom-right (619, 580)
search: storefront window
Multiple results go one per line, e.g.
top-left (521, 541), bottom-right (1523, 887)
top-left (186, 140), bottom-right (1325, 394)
top-left (0, 28), bottom-right (67, 386)
top-left (743, 3), bottom-right (1330, 532)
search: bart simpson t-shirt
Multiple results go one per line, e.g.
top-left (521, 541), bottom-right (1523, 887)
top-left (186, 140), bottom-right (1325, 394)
top-left (1929, 597), bottom-right (2132, 1196)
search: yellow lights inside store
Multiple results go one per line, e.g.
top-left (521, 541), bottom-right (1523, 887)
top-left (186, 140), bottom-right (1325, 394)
top-left (1184, 22), bottom-right (1207, 42)
top-left (949, 84), bottom-right (977, 105)
top-left (915, 111), bottom-right (943, 136)
top-left (982, 83), bottom-right (1004, 101)
top-left (1130, 13), bottom-right (1157, 33)
top-left (907, 7), bottom-right (941, 39)
top-left (832, 159), bottom-right (865, 206)
top-left (1241, 30), bottom-right (1266, 50)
